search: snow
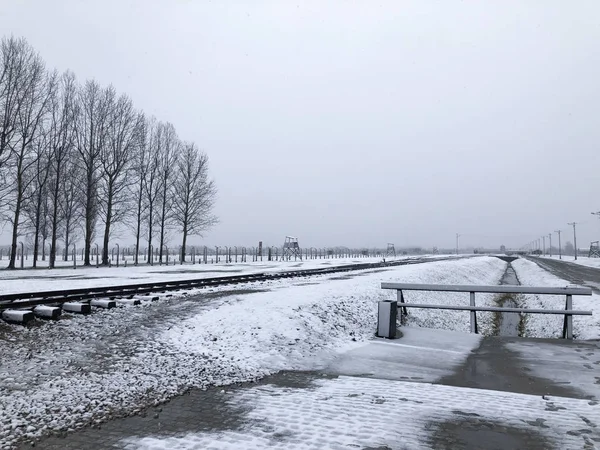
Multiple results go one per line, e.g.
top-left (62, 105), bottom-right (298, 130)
top-left (506, 339), bottom-right (600, 401)
top-left (511, 258), bottom-right (600, 339)
top-left (324, 326), bottom-right (482, 382)
top-left (120, 375), bottom-right (600, 450)
top-left (541, 254), bottom-right (600, 269)
top-left (162, 256), bottom-right (506, 376)
top-left (0, 255), bottom-right (448, 295)
top-left (0, 256), bottom-right (504, 448)
top-left (391, 257), bottom-right (506, 336)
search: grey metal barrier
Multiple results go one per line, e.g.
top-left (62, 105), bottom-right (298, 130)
top-left (378, 283), bottom-right (593, 340)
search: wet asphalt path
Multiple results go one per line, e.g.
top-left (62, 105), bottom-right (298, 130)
top-left (528, 257), bottom-right (600, 293)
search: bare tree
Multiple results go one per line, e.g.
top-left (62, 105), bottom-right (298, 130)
top-left (48, 71), bottom-right (78, 268)
top-left (22, 127), bottom-right (52, 267)
top-left (39, 188), bottom-right (50, 261)
top-left (142, 120), bottom-right (163, 263)
top-left (6, 49), bottom-right (54, 269)
top-left (157, 122), bottom-right (178, 263)
top-left (0, 37), bottom-right (31, 208)
top-left (130, 114), bottom-right (151, 265)
top-left (99, 91), bottom-right (141, 265)
top-left (171, 142), bottom-right (217, 262)
top-left (74, 80), bottom-right (108, 266)
top-left (59, 158), bottom-right (83, 261)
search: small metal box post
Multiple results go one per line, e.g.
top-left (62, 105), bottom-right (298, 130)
top-left (377, 300), bottom-right (398, 339)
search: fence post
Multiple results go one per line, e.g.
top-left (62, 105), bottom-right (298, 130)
top-left (470, 292), bottom-right (478, 334)
top-left (397, 289), bottom-right (408, 324)
top-left (563, 294), bottom-right (573, 339)
top-left (377, 300), bottom-right (397, 339)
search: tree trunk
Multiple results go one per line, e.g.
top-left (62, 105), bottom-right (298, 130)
top-left (49, 163), bottom-right (61, 269)
top-left (84, 167), bottom-right (94, 266)
top-left (134, 177), bottom-right (143, 266)
top-left (147, 203), bottom-right (153, 264)
top-left (8, 159), bottom-right (24, 270)
top-left (102, 188), bottom-right (113, 266)
top-left (32, 224), bottom-right (40, 268)
top-left (181, 219), bottom-right (188, 262)
top-left (158, 181), bottom-right (168, 263)
top-left (32, 189), bottom-right (43, 268)
top-left (64, 230), bottom-right (70, 262)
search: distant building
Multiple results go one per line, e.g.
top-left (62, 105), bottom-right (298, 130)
top-left (500, 245), bottom-right (506, 253)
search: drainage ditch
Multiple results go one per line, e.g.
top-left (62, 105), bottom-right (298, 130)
top-left (493, 263), bottom-right (525, 337)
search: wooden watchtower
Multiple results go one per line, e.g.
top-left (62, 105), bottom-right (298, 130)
top-left (282, 236), bottom-right (302, 261)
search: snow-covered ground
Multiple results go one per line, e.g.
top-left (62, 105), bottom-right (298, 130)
top-left (0, 256), bottom-right (504, 448)
top-left (120, 375), bottom-right (600, 450)
top-left (0, 255), bottom-right (449, 295)
top-left (511, 258), bottom-right (600, 340)
top-left (540, 254), bottom-right (600, 269)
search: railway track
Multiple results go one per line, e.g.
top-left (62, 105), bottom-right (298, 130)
top-left (0, 257), bottom-right (455, 323)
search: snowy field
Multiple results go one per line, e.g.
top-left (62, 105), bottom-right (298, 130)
top-left (0, 256), bottom-right (504, 448)
top-left (540, 254), bottom-right (600, 269)
top-left (512, 258), bottom-right (600, 340)
top-left (0, 255), bottom-right (449, 295)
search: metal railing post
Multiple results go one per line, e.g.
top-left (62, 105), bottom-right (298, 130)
top-left (563, 294), bottom-right (573, 339)
top-left (397, 289), bottom-right (408, 324)
top-left (470, 292), bottom-right (478, 334)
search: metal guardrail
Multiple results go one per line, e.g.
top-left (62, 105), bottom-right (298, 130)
top-left (380, 283), bottom-right (592, 296)
top-left (378, 283), bottom-right (593, 339)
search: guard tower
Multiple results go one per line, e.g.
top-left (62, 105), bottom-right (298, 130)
top-left (385, 243), bottom-right (396, 258)
top-left (589, 241), bottom-right (600, 258)
top-left (282, 236), bottom-right (302, 261)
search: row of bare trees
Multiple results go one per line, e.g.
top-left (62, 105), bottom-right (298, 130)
top-left (0, 36), bottom-right (217, 269)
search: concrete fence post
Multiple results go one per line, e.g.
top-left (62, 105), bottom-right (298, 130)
top-left (377, 300), bottom-right (397, 339)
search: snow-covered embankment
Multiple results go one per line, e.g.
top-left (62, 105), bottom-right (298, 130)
top-left (512, 258), bottom-right (600, 339)
top-left (0, 256), bottom-right (506, 448)
top-left (164, 256), bottom-right (507, 374)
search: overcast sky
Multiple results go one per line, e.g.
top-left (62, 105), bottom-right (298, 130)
top-left (2, 1), bottom-right (599, 250)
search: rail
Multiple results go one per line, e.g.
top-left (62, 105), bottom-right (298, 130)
top-left (378, 283), bottom-right (593, 339)
top-left (0, 257), bottom-right (454, 315)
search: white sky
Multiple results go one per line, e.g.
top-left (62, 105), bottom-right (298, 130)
top-left (1, 1), bottom-right (599, 250)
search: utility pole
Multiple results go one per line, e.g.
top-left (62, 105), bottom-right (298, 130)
top-left (456, 233), bottom-right (460, 255)
top-left (593, 211), bottom-right (600, 239)
top-left (568, 222), bottom-right (578, 260)
top-left (555, 230), bottom-right (562, 259)
top-left (548, 233), bottom-right (552, 257)
top-left (542, 236), bottom-right (546, 256)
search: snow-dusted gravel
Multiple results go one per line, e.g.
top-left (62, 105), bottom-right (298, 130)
top-left (0, 257), bottom-right (505, 448)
